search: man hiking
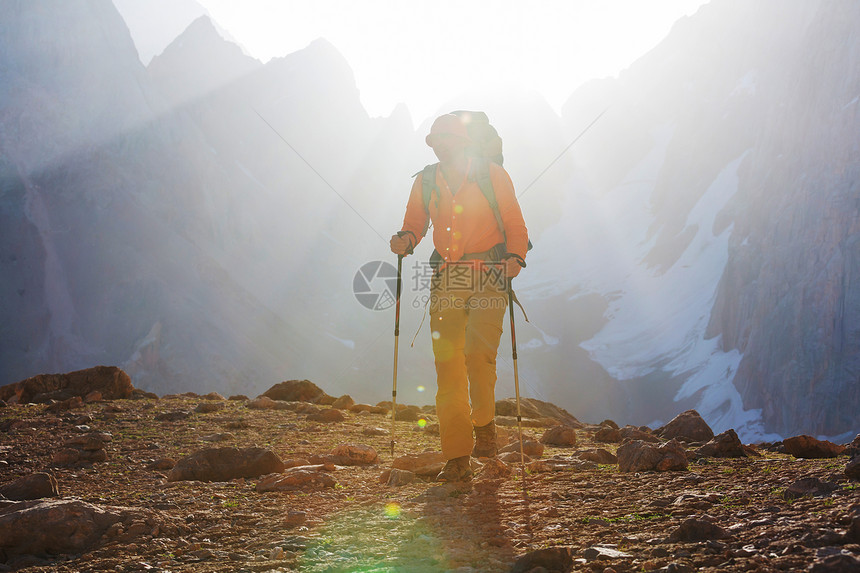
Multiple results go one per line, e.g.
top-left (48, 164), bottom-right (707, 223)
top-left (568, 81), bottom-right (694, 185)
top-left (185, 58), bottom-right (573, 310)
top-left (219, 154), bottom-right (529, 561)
top-left (390, 112), bottom-right (529, 482)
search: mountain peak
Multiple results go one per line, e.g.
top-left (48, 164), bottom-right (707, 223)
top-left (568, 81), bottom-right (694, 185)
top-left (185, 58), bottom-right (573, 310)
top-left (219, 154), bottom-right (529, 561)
top-left (148, 13), bottom-right (260, 106)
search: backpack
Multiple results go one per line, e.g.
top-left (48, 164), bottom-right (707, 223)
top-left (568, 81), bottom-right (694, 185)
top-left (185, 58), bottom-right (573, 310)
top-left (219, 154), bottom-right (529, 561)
top-left (417, 110), bottom-right (531, 253)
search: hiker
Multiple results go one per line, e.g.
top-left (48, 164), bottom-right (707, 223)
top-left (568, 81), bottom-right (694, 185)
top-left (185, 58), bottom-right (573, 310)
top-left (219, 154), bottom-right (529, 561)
top-left (390, 112), bottom-right (529, 482)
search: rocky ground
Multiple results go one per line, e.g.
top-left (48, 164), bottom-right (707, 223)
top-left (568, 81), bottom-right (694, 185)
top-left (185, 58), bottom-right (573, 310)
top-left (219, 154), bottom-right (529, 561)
top-left (1, 377), bottom-right (859, 573)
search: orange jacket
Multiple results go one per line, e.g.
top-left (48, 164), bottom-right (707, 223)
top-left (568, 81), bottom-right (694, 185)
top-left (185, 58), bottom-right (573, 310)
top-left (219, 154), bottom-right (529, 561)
top-left (400, 162), bottom-right (529, 263)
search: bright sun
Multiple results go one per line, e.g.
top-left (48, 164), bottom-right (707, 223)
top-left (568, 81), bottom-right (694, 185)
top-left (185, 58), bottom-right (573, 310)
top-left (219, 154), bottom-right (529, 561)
top-left (195, 0), bottom-right (707, 122)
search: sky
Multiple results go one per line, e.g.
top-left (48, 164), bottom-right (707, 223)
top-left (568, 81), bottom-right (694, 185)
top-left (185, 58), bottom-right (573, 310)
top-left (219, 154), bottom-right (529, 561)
top-left (194, 0), bottom-right (709, 122)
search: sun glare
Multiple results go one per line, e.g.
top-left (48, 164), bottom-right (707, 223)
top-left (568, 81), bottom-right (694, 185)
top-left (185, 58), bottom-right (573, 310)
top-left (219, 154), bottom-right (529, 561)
top-left (194, 0), bottom-right (707, 121)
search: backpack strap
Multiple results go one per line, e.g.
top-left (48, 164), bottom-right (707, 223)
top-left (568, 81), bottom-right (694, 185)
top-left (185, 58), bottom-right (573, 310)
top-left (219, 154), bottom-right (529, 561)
top-left (417, 163), bottom-right (439, 238)
top-left (472, 159), bottom-right (506, 238)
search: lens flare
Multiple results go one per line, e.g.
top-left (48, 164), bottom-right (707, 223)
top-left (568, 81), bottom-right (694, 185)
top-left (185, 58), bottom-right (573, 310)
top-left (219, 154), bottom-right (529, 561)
top-left (384, 502), bottom-right (401, 519)
top-left (417, 385), bottom-right (426, 392)
top-left (417, 419), bottom-right (427, 428)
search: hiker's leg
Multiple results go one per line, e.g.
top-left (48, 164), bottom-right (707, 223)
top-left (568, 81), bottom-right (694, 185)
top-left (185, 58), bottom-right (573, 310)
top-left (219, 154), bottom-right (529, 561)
top-left (464, 288), bottom-right (507, 427)
top-left (431, 280), bottom-right (471, 460)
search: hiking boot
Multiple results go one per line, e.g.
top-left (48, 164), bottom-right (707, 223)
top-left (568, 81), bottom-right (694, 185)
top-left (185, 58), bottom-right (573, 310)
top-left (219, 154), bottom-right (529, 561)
top-left (472, 421), bottom-right (497, 458)
top-left (436, 455), bottom-right (473, 483)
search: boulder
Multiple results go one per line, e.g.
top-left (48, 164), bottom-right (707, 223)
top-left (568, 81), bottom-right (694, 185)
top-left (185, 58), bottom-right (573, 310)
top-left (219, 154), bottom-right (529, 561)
top-left (783, 477), bottom-right (839, 500)
top-left (0, 366), bottom-right (134, 404)
top-left (667, 516), bottom-right (730, 542)
top-left (307, 409), bottom-right (346, 423)
top-left (510, 546), bottom-right (574, 573)
top-left (696, 429), bottom-right (748, 458)
top-left (500, 439), bottom-right (545, 458)
top-left (477, 458), bottom-right (512, 479)
top-left (328, 444), bottom-right (378, 466)
top-left (392, 451), bottom-right (445, 473)
top-left (656, 410), bottom-right (714, 443)
top-left (846, 457), bottom-right (860, 480)
top-left (783, 435), bottom-right (845, 458)
top-left (331, 395), bottom-right (355, 409)
top-left (385, 468), bottom-right (415, 487)
top-left (0, 473), bottom-right (59, 501)
top-left (594, 427), bottom-right (622, 443)
top-left (168, 447), bottom-right (285, 482)
top-left (0, 499), bottom-right (149, 558)
top-left (261, 380), bottom-right (332, 404)
top-left (495, 398), bottom-right (583, 428)
top-left (540, 425), bottom-right (578, 447)
top-left (620, 425), bottom-right (661, 443)
top-left (618, 439), bottom-right (688, 472)
top-left (194, 402), bottom-right (225, 414)
top-left (577, 448), bottom-right (618, 464)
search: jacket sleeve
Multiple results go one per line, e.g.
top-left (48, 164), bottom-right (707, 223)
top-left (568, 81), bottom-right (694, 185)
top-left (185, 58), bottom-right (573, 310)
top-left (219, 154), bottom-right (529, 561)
top-left (399, 173), bottom-right (429, 249)
top-left (492, 165), bottom-right (529, 259)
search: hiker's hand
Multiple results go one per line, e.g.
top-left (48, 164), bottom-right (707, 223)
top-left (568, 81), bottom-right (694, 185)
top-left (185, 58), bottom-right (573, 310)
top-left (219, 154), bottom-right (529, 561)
top-left (390, 233), bottom-right (413, 256)
top-left (503, 253), bottom-right (525, 279)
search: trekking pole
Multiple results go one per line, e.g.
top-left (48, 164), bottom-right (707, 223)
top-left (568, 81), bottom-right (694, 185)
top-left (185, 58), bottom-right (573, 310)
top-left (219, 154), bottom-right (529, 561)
top-left (507, 278), bottom-right (527, 480)
top-left (390, 253), bottom-right (404, 458)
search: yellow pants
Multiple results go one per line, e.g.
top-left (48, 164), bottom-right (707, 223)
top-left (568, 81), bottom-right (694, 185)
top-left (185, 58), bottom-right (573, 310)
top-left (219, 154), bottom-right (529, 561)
top-left (430, 264), bottom-right (507, 460)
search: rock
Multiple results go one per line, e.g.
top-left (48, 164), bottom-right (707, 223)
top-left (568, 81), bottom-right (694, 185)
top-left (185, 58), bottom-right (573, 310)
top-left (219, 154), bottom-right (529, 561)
top-left (395, 407), bottom-right (422, 422)
top-left (595, 427), bottom-right (622, 442)
top-left (0, 366), bottom-right (134, 404)
top-left (45, 396), bottom-right (84, 414)
top-left (783, 477), bottom-right (838, 500)
top-left (0, 499), bottom-right (149, 558)
top-left (476, 458), bottom-right (512, 479)
top-left (499, 451), bottom-right (532, 464)
top-left (577, 448), bottom-right (617, 464)
top-left (261, 380), bottom-right (332, 404)
top-left (656, 410), bottom-right (714, 443)
top-left (392, 451), bottom-right (445, 472)
top-left (331, 395), bottom-right (355, 409)
top-left (540, 425), bottom-right (578, 446)
top-left (246, 396), bottom-right (296, 410)
top-left (64, 431), bottom-right (111, 450)
top-left (147, 458), bottom-right (175, 470)
top-left (363, 426), bottom-right (387, 437)
top-left (500, 439), bottom-right (545, 458)
top-left (228, 394), bottom-right (249, 401)
top-left (619, 425), bottom-right (661, 443)
top-left (667, 517), bottom-right (730, 542)
top-left (385, 468), bottom-right (415, 487)
top-left (529, 458), bottom-right (595, 473)
top-left (846, 457), bottom-right (860, 480)
top-left (809, 553), bottom-right (860, 572)
top-left (328, 444), bottom-right (378, 465)
top-left (201, 392), bottom-right (225, 400)
top-left (696, 429), bottom-right (748, 458)
top-left (84, 390), bottom-right (102, 402)
top-left (583, 546), bottom-right (632, 561)
top-left (844, 434), bottom-right (860, 458)
top-left (495, 398), bottom-right (583, 428)
top-left (256, 470), bottom-right (337, 492)
top-left (618, 439), bottom-right (688, 472)
top-left (0, 473), bottom-right (59, 500)
top-left (307, 408), bottom-right (346, 423)
top-left (194, 402), bottom-right (225, 414)
top-left (510, 546), bottom-right (574, 573)
top-left (783, 435), bottom-right (845, 458)
top-left (168, 447), bottom-right (285, 482)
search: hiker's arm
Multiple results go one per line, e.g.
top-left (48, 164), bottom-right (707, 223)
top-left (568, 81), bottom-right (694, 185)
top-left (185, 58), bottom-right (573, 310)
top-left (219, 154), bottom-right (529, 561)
top-left (492, 167), bottom-right (529, 260)
top-left (397, 175), bottom-right (429, 250)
